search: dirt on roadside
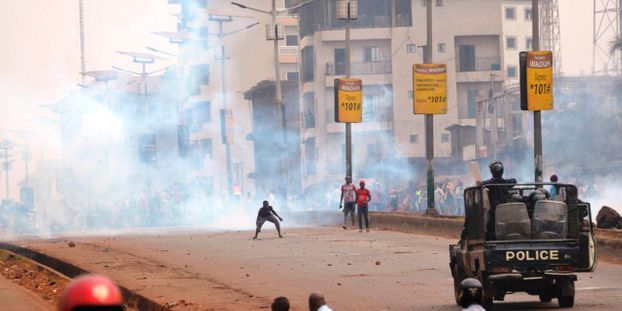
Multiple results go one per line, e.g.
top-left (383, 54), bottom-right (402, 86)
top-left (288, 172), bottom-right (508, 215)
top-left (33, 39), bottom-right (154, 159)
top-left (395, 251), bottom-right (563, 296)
top-left (0, 250), bottom-right (68, 307)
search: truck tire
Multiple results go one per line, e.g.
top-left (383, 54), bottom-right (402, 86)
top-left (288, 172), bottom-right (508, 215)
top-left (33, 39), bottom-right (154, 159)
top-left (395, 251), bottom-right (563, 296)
top-left (539, 294), bottom-right (552, 303)
top-left (558, 279), bottom-right (575, 308)
top-left (482, 296), bottom-right (493, 311)
top-left (558, 295), bottom-right (574, 308)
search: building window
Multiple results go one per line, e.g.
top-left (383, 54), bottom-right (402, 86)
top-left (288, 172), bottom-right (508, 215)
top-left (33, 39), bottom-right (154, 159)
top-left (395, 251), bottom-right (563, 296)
top-left (526, 37), bottom-right (533, 50)
top-left (410, 134), bottom-right (418, 144)
top-left (301, 46), bottom-right (314, 82)
top-left (525, 8), bottom-right (532, 21)
top-left (507, 65), bottom-right (517, 78)
top-left (458, 45), bottom-right (476, 72)
top-left (438, 43), bottom-right (446, 53)
top-left (506, 37), bottom-right (517, 50)
top-left (505, 7), bottom-right (516, 20)
top-left (201, 138), bottom-right (212, 160)
top-left (422, 0), bottom-right (444, 7)
top-left (188, 64), bottom-right (210, 96)
top-left (334, 48), bottom-right (345, 75)
top-left (363, 46), bottom-right (382, 62)
top-left (467, 89), bottom-right (478, 119)
top-left (367, 143), bottom-right (381, 159)
top-left (441, 133), bottom-right (450, 143)
top-left (285, 35), bottom-right (298, 46)
top-left (192, 138), bottom-right (212, 169)
top-left (304, 138), bottom-right (317, 177)
top-left (287, 72), bottom-right (299, 81)
top-left (303, 92), bottom-right (316, 129)
top-left (362, 86), bottom-right (393, 122)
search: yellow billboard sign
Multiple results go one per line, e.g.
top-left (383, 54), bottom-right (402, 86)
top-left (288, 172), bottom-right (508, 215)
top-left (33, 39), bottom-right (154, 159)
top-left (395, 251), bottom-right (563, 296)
top-left (520, 51), bottom-right (554, 111)
top-left (334, 78), bottom-right (363, 123)
top-left (412, 64), bottom-right (448, 114)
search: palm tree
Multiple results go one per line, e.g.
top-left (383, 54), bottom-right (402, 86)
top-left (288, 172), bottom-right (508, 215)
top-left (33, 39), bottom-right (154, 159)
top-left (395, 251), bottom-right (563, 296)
top-left (610, 35), bottom-right (622, 55)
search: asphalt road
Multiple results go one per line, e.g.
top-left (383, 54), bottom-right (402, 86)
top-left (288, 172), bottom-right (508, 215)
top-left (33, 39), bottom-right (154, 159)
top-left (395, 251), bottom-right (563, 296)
top-left (15, 227), bottom-right (622, 310)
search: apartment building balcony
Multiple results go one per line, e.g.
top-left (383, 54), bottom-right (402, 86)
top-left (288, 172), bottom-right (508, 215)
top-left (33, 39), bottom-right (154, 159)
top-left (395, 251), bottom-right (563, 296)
top-left (455, 56), bottom-right (502, 82)
top-left (326, 61), bottom-right (392, 76)
top-left (325, 61), bottom-right (392, 87)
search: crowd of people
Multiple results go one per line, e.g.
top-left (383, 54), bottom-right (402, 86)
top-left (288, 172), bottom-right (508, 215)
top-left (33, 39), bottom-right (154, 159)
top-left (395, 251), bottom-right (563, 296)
top-left (335, 177), bottom-right (469, 216)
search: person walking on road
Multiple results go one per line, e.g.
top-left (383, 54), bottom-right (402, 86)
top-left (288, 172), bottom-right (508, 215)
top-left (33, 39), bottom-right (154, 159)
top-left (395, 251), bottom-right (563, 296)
top-left (339, 176), bottom-right (357, 230)
top-left (356, 180), bottom-right (372, 232)
top-left (254, 200), bottom-right (283, 239)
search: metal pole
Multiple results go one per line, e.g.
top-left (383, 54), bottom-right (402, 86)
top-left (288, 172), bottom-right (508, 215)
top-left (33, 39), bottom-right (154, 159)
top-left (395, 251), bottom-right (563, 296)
top-left (490, 74), bottom-right (497, 159)
top-left (345, 3), bottom-right (353, 179)
top-left (2, 148), bottom-right (9, 199)
top-left (272, 0), bottom-right (289, 204)
top-left (220, 21), bottom-right (234, 196)
top-left (79, 0), bottom-right (86, 85)
top-left (532, 0), bottom-right (543, 182)
top-left (424, 0), bottom-right (436, 215)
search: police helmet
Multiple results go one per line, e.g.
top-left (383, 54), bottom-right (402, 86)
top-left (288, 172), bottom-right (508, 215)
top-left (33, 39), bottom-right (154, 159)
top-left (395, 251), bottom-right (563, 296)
top-left (489, 160), bottom-right (504, 178)
top-left (528, 189), bottom-right (547, 203)
top-left (458, 278), bottom-right (483, 308)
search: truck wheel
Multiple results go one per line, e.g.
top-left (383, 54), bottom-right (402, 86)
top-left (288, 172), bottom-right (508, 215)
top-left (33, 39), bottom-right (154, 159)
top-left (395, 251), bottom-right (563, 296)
top-left (482, 296), bottom-right (493, 310)
top-left (558, 295), bottom-right (574, 308)
top-left (539, 294), bottom-right (552, 303)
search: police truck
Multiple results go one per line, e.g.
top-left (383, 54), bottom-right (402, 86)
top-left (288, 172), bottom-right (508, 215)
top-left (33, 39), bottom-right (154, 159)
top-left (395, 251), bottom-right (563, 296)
top-left (449, 183), bottom-right (597, 310)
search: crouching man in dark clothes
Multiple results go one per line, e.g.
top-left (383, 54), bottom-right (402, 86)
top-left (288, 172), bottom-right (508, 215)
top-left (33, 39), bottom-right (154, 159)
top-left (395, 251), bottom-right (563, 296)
top-left (254, 200), bottom-right (284, 239)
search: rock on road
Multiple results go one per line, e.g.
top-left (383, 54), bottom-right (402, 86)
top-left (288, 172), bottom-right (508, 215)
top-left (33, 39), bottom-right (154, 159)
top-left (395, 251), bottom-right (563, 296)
top-left (14, 227), bottom-right (622, 310)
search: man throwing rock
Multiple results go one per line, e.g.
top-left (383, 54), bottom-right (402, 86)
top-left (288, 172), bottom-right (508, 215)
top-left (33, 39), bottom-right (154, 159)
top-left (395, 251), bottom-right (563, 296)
top-left (339, 176), bottom-right (357, 230)
top-left (254, 200), bottom-right (283, 239)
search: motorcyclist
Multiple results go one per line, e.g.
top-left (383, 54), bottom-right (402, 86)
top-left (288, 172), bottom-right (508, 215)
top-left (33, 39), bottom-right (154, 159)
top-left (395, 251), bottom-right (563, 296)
top-left (458, 278), bottom-right (486, 311)
top-left (481, 160), bottom-right (517, 240)
top-left (58, 274), bottom-right (124, 311)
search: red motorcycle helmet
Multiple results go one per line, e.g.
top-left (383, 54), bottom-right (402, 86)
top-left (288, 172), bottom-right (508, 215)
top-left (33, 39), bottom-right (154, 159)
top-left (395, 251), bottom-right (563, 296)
top-left (58, 274), bottom-right (124, 311)
top-left (359, 179), bottom-right (366, 186)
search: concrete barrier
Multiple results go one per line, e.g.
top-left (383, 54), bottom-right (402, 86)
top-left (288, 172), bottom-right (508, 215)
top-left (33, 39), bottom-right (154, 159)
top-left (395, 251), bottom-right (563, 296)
top-left (0, 243), bottom-right (164, 311)
top-left (293, 211), bottom-right (622, 262)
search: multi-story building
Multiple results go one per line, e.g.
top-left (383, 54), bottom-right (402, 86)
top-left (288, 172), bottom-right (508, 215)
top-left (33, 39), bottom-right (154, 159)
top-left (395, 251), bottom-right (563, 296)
top-left (286, 0), bottom-right (534, 191)
top-left (168, 0), bottom-right (299, 197)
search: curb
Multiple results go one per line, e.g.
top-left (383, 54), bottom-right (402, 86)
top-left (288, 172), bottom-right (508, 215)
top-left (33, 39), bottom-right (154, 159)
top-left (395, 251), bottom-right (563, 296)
top-left (0, 242), bottom-right (165, 311)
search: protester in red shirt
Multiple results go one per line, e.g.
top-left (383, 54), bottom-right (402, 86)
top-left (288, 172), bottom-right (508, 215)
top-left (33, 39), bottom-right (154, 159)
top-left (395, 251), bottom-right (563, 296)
top-left (355, 180), bottom-right (372, 232)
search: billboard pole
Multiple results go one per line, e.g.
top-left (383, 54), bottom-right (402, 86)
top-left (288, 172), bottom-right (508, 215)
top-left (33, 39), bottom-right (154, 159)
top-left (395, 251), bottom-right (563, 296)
top-left (532, 0), bottom-right (543, 183)
top-left (424, 0), bottom-right (436, 215)
top-left (345, 2), bottom-right (353, 179)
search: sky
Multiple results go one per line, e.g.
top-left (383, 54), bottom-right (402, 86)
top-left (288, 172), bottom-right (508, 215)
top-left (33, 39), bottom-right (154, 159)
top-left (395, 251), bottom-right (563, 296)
top-left (0, 0), bottom-right (603, 200)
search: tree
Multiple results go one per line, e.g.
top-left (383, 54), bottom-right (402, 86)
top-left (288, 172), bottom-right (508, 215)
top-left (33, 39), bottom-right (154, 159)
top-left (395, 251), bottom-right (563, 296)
top-left (609, 35), bottom-right (622, 55)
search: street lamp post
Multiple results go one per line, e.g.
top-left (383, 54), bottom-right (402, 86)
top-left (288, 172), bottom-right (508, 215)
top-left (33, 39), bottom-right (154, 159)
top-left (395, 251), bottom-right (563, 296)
top-left (0, 140), bottom-right (14, 200)
top-left (337, 0), bottom-right (358, 179)
top-left (208, 14), bottom-right (259, 197)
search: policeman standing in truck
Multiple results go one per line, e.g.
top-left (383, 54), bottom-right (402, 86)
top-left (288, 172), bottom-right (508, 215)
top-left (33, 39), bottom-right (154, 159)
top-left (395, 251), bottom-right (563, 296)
top-left (481, 160), bottom-right (517, 239)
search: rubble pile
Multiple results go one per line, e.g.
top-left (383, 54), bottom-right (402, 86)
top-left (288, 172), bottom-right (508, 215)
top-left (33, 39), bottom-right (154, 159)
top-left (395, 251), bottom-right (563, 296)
top-left (596, 206), bottom-right (622, 229)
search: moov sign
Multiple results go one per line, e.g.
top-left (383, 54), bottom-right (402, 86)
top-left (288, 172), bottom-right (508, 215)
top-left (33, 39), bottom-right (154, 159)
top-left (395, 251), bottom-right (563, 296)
top-left (520, 51), bottom-right (554, 111)
top-left (412, 64), bottom-right (448, 115)
top-left (334, 78), bottom-right (363, 123)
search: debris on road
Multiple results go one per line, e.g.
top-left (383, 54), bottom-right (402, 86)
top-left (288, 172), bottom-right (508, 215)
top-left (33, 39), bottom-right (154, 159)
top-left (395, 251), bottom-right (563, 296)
top-left (596, 206), bottom-right (622, 229)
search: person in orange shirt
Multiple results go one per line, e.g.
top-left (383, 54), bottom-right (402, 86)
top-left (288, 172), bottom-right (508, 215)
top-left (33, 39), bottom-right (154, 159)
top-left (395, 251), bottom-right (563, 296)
top-left (355, 180), bottom-right (372, 232)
